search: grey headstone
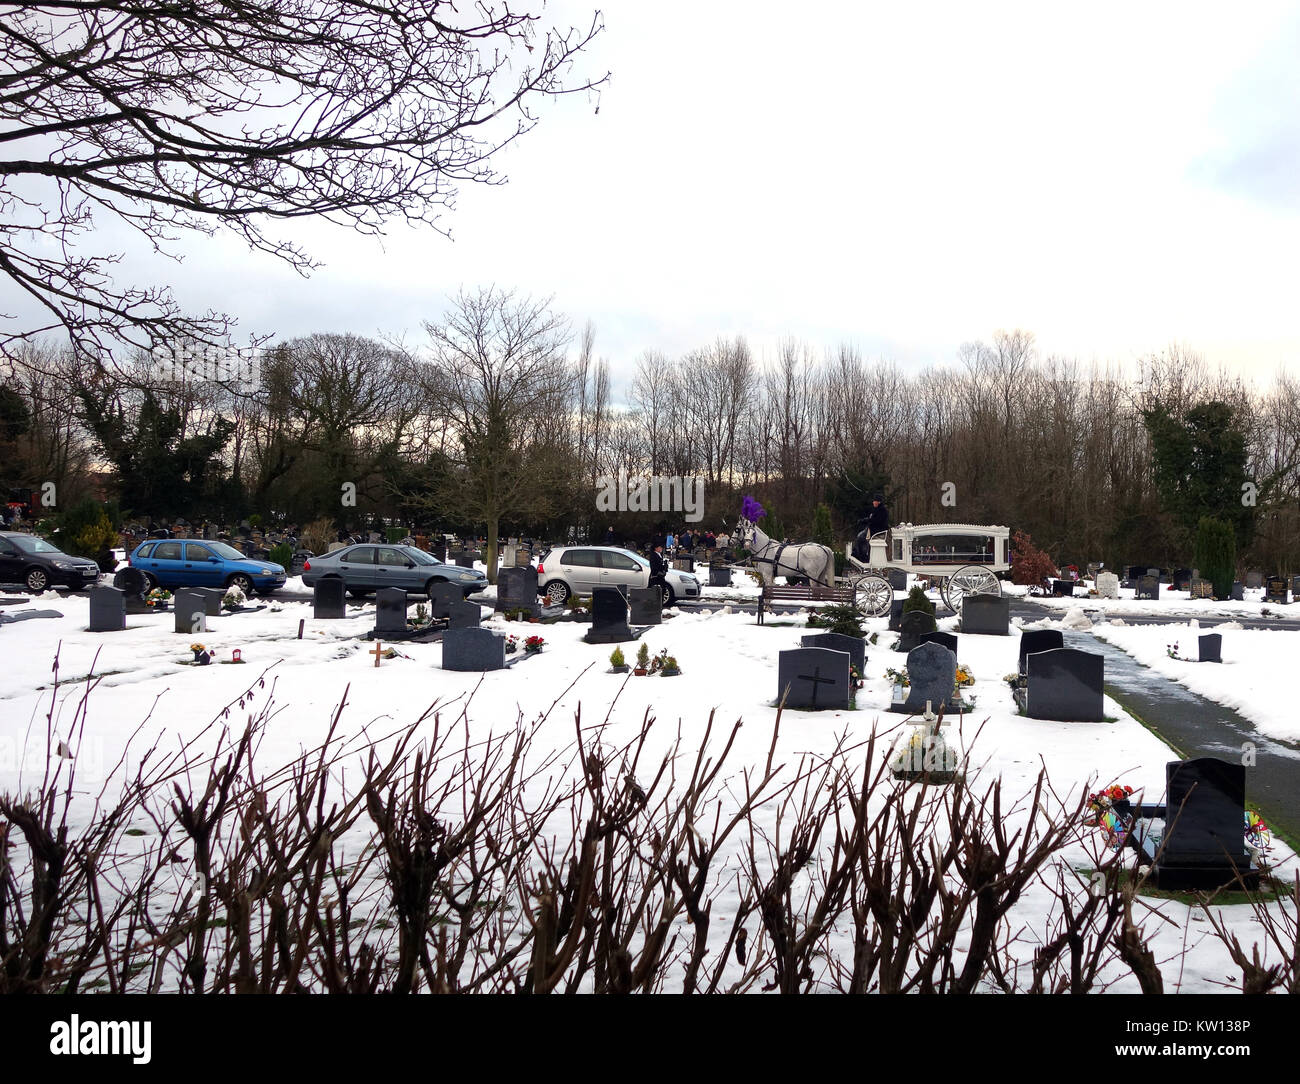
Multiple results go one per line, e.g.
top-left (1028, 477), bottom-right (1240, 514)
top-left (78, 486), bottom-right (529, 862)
top-left (1135, 575), bottom-right (1159, 601)
top-left (887, 599), bottom-right (905, 632)
top-left (195, 588), bottom-right (223, 617)
top-left (496, 566), bottom-right (539, 614)
top-left (709, 566), bottom-right (732, 587)
top-left (88, 586), bottom-right (125, 632)
top-left (777, 647), bottom-right (851, 710)
top-left (445, 600), bottom-right (481, 628)
top-left (1018, 629), bottom-right (1065, 675)
top-left (918, 630), bottom-right (958, 660)
top-left (1023, 648), bottom-right (1104, 722)
top-left (885, 568), bottom-right (908, 591)
top-left (375, 587), bottom-right (407, 635)
top-left (962, 594), bottom-right (1010, 634)
top-left (896, 609), bottom-right (937, 652)
top-left (453, 551), bottom-right (474, 569)
top-left (428, 582), bottom-right (462, 618)
top-left (1095, 572), bottom-right (1120, 600)
top-left (313, 578), bottom-right (346, 619)
top-left (1293, 575), bottom-right (1300, 601)
top-left (673, 557), bottom-right (694, 573)
top-left (584, 587), bottom-right (635, 644)
top-left (1231, 582), bottom-right (1245, 601)
top-left (1198, 633), bottom-right (1222, 663)
top-left (801, 632), bottom-right (865, 673)
top-left (628, 587), bottom-right (662, 625)
top-left (442, 627), bottom-right (506, 671)
top-left (902, 641), bottom-right (957, 714)
top-left (174, 588), bottom-right (208, 634)
top-left (1246, 571), bottom-right (1264, 589)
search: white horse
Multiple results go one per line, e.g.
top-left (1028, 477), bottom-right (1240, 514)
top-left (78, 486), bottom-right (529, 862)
top-left (732, 519), bottom-right (836, 588)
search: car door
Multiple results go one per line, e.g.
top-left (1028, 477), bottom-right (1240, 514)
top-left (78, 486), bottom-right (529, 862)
top-left (338, 546), bottom-right (375, 590)
top-left (558, 548), bottom-right (600, 595)
top-left (143, 540), bottom-right (185, 586)
top-left (600, 549), bottom-right (649, 591)
top-left (181, 542), bottom-right (223, 587)
top-left (373, 546), bottom-right (417, 592)
top-left (0, 537), bottom-right (23, 584)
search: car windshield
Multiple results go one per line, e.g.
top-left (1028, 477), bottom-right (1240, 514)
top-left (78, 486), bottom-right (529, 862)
top-left (205, 541), bottom-right (248, 561)
top-left (408, 549), bottom-right (440, 566)
top-left (620, 550), bottom-right (649, 569)
top-left (11, 535), bottom-right (62, 555)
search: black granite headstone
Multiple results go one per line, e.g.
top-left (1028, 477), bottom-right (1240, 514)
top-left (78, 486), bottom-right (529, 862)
top-left (445, 600), bottom-right (481, 628)
top-left (885, 568), bottom-right (907, 591)
top-left (453, 551), bottom-right (474, 569)
top-left (375, 587), bottom-right (408, 636)
top-left (1197, 633), bottom-right (1221, 663)
top-left (496, 566), bottom-right (539, 614)
top-left (800, 632), bottom-right (865, 673)
top-left (628, 587), bottom-right (662, 625)
top-left (88, 586), bottom-right (125, 632)
top-left (313, 578), bottom-right (346, 619)
top-left (896, 609), bottom-right (937, 652)
top-left (1017, 629), bottom-right (1064, 675)
top-left (442, 627), bottom-right (506, 671)
top-left (1052, 579), bottom-right (1075, 597)
top-left (918, 630), bottom-right (958, 660)
top-left (709, 566), bottom-right (732, 587)
top-left (1135, 575), bottom-right (1159, 601)
top-left (584, 586), bottom-right (635, 644)
top-left (1264, 576), bottom-right (1289, 604)
top-left (428, 582), bottom-right (463, 618)
top-left (777, 647), bottom-right (851, 710)
top-left (174, 587), bottom-right (207, 634)
top-left (961, 594), bottom-right (1009, 635)
top-left (887, 599), bottom-right (905, 632)
top-left (1171, 568), bottom-right (1193, 591)
top-left (112, 567), bottom-right (147, 599)
top-left (1022, 648), bottom-right (1104, 721)
top-left (1231, 582), bottom-right (1245, 601)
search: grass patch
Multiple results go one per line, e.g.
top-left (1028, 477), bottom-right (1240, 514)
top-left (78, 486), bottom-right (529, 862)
top-left (1073, 865), bottom-right (1295, 906)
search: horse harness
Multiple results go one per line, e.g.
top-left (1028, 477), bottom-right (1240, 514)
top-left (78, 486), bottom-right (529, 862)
top-left (750, 540), bottom-right (833, 588)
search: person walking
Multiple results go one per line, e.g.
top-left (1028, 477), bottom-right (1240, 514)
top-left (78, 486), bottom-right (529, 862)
top-left (665, 530), bottom-right (676, 557)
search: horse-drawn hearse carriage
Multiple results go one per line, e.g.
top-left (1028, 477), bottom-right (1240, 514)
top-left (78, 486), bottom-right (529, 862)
top-left (733, 507), bottom-right (1011, 618)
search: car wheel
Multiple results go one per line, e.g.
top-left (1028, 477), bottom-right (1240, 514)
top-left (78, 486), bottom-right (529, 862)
top-left (227, 573), bottom-right (255, 595)
top-left (24, 567), bottom-right (48, 593)
top-left (348, 588), bottom-right (371, 599)
top-left (544, 580), bottom-right (570, 605)
top-left (141, 572), bottom-right (158, 592)
top-left (660, 583), bottom-right (676, 608)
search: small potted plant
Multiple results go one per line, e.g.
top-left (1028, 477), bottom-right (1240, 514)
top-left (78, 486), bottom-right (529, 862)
top-left (222, 585), bottom-right (246, 611)
top-left (410, 602), bottom-right (429, 627)
top-left (146, 586), bottom-right (172, 609)
top-left (660, 653), bottom-right (681, 677)
top-left (634, 642), bottom-right (650, 675)
top-left (524, 634), bottom-right (545, 653)
top-left (609, 646), bottom-right (629, 673)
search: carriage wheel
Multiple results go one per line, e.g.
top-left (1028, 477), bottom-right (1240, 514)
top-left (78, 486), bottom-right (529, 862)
top-left (853, 573), bottom-right (893, 619)
top-left (942, 565), bottom-right (1001, 614)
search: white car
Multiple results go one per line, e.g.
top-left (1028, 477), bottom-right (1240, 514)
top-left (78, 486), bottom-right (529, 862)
top-left (536, 546), bottom-right (700, 607)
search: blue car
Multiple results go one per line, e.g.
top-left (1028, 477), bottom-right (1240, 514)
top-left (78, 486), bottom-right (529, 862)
top-left (127, 539), bottom-right (287, 596)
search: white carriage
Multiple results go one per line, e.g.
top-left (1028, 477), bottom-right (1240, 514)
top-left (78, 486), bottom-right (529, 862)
top-left (842, 522), bottom-right (1011, 617)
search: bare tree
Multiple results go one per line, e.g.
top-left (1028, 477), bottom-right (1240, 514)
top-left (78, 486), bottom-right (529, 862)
top-left (0, 2), bottom-right (605, 360)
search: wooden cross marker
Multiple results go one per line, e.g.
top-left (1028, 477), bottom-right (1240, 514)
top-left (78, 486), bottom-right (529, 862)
top-left (371, 640), bottom-right (383, 667)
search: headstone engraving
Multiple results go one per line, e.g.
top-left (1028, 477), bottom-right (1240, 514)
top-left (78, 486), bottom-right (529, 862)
top-left (1264, 576), bottom-right (1289, 604)
top-left (496, 566), bottom-right (539, 614)
top-left (776, 647), bottom-right (851, 710)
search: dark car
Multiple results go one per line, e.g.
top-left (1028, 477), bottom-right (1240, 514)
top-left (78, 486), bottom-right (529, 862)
top-left (127, 538), bottom-right (287, 595)
top-left (301, 544), bottom-right (487, 598)
top-left (0, 531), bottom-right (102, 593)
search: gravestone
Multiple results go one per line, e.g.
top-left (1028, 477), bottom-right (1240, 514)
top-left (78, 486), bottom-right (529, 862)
top-left (884, 569), bottom-right (908, 591)
top-left (1264, 576), bottom-right (1289, 604)
top-left (174, 588), bottom-right (208, 634)
top-left (777, 647), bottom-right (851, 710)
top-left (1293, 575), bottom-right (1300, 602)
top-left (1230, 582), bottom-right (1245, 601)
top-left (887, 599), bottom-right (906, 632)
top-left (515, 547), bottom-right (533, 567)
top-left (918, 630), bottom-right (958, 660)
top-left (960, 594), bottom-right (1010, 635)
top-left (442, 627), bottom-right (507, 672)
top-left (327, 542), bottom-right (346, 553)
top-left (628, 587), bottom-right (662, 625)
top-left (896, 609), bottom-right (937, 652)
top-left (1172, 568), bottom-right (1193, 591)
top-left (446, 600), bottom-right (482, 628)
top-left (430, 541), bottom-right (447, 562)
top-left (1130, 759), bottom-right (1258, 890)
top-left (195, 588), bottom-right (223, 617)
top-left (1135, 575), bottom-right (1159, 601)
top-left (1198, 633), bottom-right (1222, 663)
top-left (427, 582), bottom-right (463, 618)
top-left (584, 587), bottom-right (635, 644)
top-left (500, 543), bottom-right (517, 568)
top-left (313, 578), bottom-right (347, 619)
top-left (112, 567), bottom-right (148, 599)
top-left (1245, 571), bottom-right (1263, 589)
top-left (1051, 579), bottom-right (1075, 597)
top-left (1095, 572), bottom-right (1120, 600)
top-left (453, 551), bottom-right (474, 569)
top-left (709, 566), bottom-right (732, 587)
top-left (1021, 648), bottom-right (1104, 721)
top-left (1018, 629), bottom-right (1065, 676)
top-left (897, 641), bottom-right (957, 715)
top-left (88, 586), bottom-right (125, 632)
top-left (1189, 578), bottom-right (1214, 599)
top-left (673, 557), bottom-right (694, 573)
top-left (375, 588), bottom-right (408, 637)
top-left (496, 566), bottom-right (539, 614)
top-left (801, 632), bottom-right (865, 674)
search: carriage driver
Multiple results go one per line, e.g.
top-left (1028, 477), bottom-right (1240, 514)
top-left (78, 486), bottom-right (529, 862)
top-left (852, 494), bottom-right (889, 561)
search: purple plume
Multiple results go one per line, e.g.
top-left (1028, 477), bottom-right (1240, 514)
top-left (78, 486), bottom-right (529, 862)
top-left (741, 495), bottom-right (766, 522)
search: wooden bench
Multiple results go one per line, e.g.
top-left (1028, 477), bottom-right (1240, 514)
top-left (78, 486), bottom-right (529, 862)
top-left (757, 583), bottom-right (855, 624)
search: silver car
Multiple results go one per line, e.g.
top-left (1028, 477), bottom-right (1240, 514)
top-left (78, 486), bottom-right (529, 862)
top-left (536, 546), bottom-right (701, 607)
top-left (301, 544), bottom-right (487, 598)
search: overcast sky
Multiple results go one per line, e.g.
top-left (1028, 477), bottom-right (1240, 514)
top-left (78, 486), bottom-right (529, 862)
top-left (44, 1), bottom-right (1300, 389)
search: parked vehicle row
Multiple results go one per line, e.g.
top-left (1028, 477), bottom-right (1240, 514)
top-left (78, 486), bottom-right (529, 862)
top-left (300, 544), bottom-right (488, 598)
top-left (128, 539), bottom-right (287, 595)
top-left (0, 531), bottom-right (102, 592)
top-left (536, 546), bottom-right (701, 607)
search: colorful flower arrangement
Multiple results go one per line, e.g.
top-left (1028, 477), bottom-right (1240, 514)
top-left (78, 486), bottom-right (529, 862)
top-left (955, 665), bottom-right (975, 688)
top-left (849, 664), bottom-right (864, 690)
top-left (523, 635), bottom-right (545, 653)
top-left (1245, 810), bottom-right (1272, 855)
top-left (505, 635), bottom-right (519, 654)
top-left (1084, 784), bottom-right (1135, 850)
top-left (884, 666), bottom-right (910, 688)
top-left (1166, 641), bottom-right (1188, 660)
top-left (146, 587), bottom-right (171, 606)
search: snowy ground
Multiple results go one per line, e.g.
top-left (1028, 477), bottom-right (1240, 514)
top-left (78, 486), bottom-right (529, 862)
top-left (0, 586), bottom-right (1296, 992)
